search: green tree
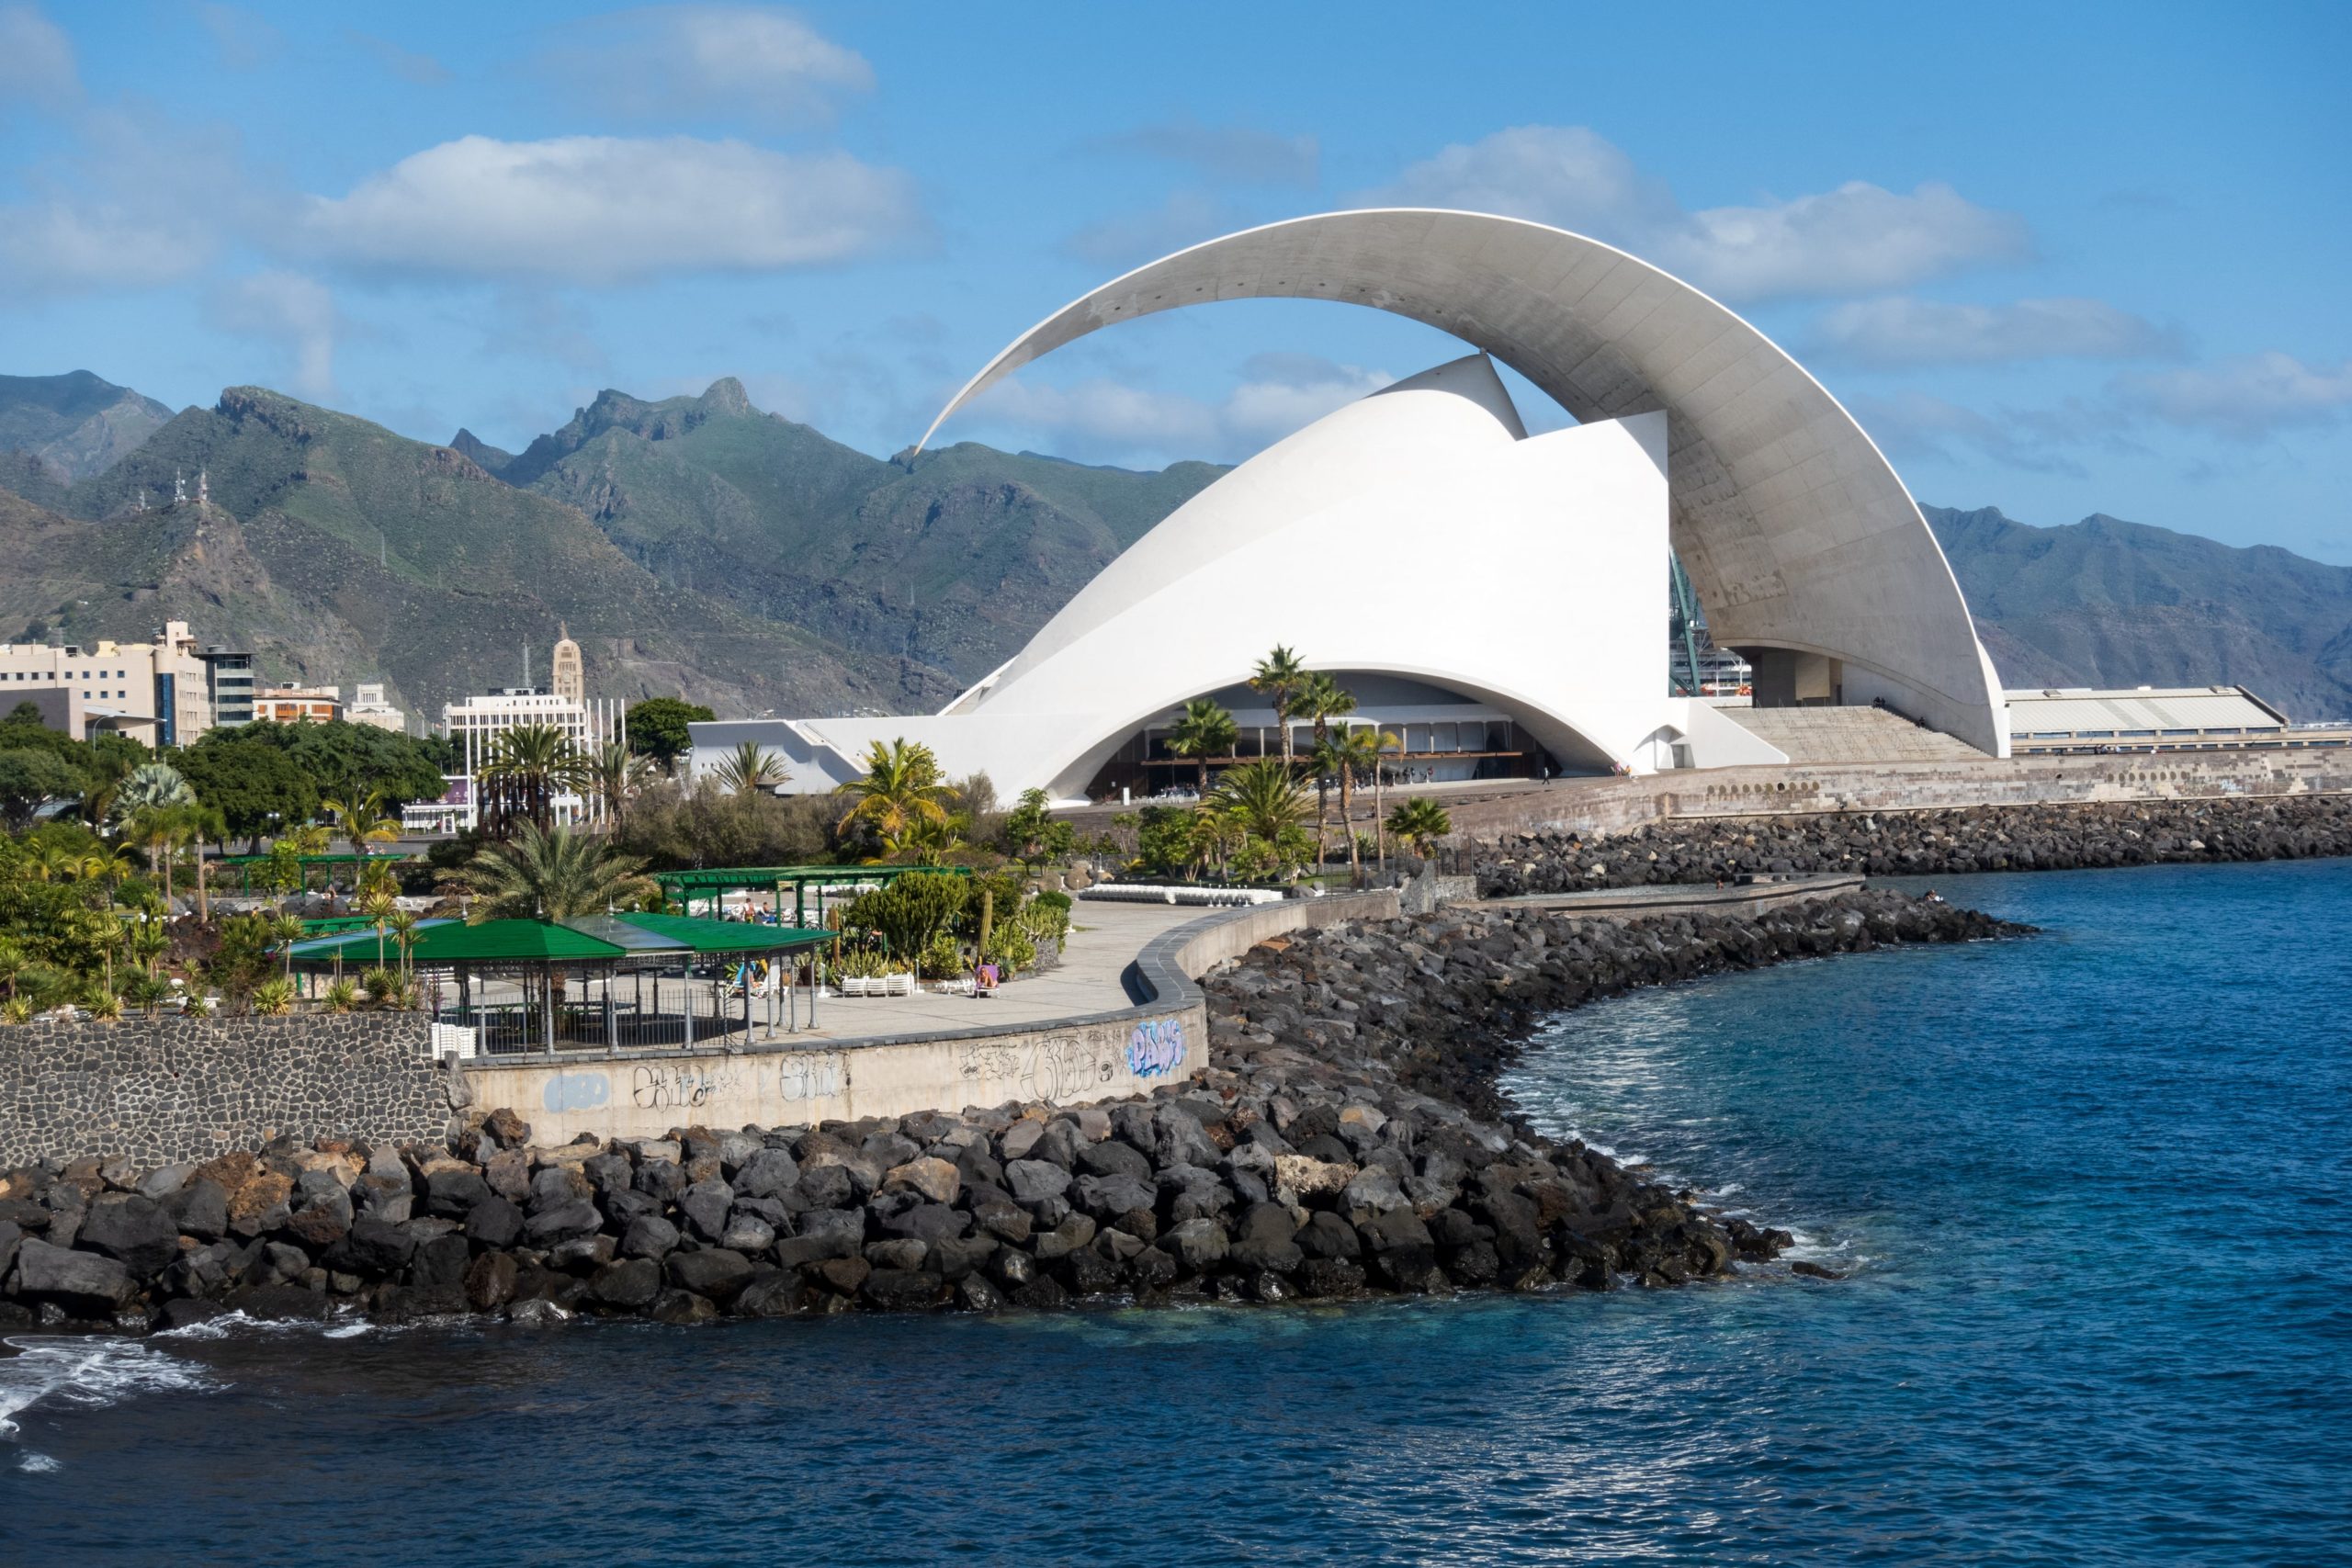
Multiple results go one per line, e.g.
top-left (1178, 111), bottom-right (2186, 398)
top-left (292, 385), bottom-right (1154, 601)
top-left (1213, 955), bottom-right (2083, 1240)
top-left (1249, 645), bottom-right (1309, 763)
top-left (834, 739), bottom-right (954, 840)
top-left (1385, 797), bottom-right (1453, 858)
top-left (229, 717), bottom-right (446, 810)
top-left (1295, 672), bottom-right (1357, 868)
top-left (1212, 758), bottom-right (1313, 872)
top-left (1327, 726), bottom-right (1385, 885)
top-left (1131, 805), bottom-right (1196, 879)
top-left (1168, 698), bottom-right (1240, 794)
top-left (1000, 787), bottom-right (1077, 871)
top-left (107, 761), bottom-right (195, 829)
top-left (627, 697), bottom-right (715, 773)
top-left (583, 739), bottom-right (659, 834)
top-left (711, 740), bottom-right (789, 796)
top-left (172, 736), bottom-right (317, 848)
top-left (0, 748), bottom-right (85, 830)
top-left (479, 724), bottom-right (585, 837)
top-left (321, 788), bottom-right (401, 857)
top-left (458, 822), bottom-right (656, 919)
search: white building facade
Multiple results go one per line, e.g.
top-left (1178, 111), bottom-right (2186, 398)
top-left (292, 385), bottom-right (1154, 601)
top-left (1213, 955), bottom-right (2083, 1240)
top-left (427, 689), bottom-right (627, 831)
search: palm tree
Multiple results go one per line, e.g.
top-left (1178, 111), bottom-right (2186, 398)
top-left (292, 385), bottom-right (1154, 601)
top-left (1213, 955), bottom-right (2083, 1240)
top-left (270, 912), bottom-right (306, 979)
top-left (359, 883), bottom-right (396, 969)
top-left (874, 812), bottom-right (967, 866)
top-left (460, 822), bottom-right (657, 920)
top-left (189, 803), bottom-right (226, 920)
top-left (1371, 728), bottom-right (1402, 873)
top-left (127, 803), bottom-right (195, 903)
top-left (107, 761), bottom-right (194, 831)
top-left (712, 740), bottom-right (789, 797)
top-left (584, 739), bottom-right (659, 832)
top-left (1167, 698), bottom-right (1239, 795)
top-left (1295, 672), bottom-right (1356, 869)
top-left (1212, 758), bottom-right (1312, 852)
top-left (1331, 726), bottom-right (1385, 885)
top-left (480, 724), bottom-right (585, 836)
top-left (322, 789), bottom-right (401, 858)
top-left (387, 908), bottom-right (419, 983)
top-left (834, 739), bottom-right (954, 840)
top-left (1385, 797), bottom-right (1453, 859)
top-left (1249, 645), bottom-right (1309, 763)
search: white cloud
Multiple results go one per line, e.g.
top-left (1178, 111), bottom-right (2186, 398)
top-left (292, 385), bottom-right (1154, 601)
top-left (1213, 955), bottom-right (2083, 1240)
top-left (0, 3), bottom-right (77, 107)
top-left (209, 270), bottom-right (341, 400)
top-left (2115, 352), bottom-right (2352, 440)
top-left (1091, 119), bottom-right (1318, 186)
top-left (968, 353), bottom-right (1396, 465)
top-left (296, 134), bottom-right (925, 283)
top-left (1363, 125), bottom-right (2030, 302)
top-left (0, 101), bottom-right (267, 292)
top-left (540, 5), bottom-right (872, 125)
top-left (1062, 190), bottom-right (1244, 269)
top-left (1808, 296), bottom-right (2178, 367)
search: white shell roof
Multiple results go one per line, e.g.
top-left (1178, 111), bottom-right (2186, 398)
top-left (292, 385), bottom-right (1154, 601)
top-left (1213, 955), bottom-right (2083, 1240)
top-left (921, 209), bottom-right (2006, 756)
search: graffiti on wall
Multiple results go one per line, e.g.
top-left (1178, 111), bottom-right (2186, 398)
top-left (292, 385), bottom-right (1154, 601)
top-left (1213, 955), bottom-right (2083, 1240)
top-left (778, 1052), bottom-right (844, 1104)
top-left (1127, 1019), bottom-right (1186, 1079)
top-left (630, 1063), bottom-right (742, 1111)
top-left (957, 1035), bottom-right (1116, 1106)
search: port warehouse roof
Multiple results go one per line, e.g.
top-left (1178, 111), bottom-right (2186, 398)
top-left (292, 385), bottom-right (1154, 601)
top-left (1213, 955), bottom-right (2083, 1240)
top-left (288, 913), bottom-right (834, 968)
top-left (2004, 686), bottom-right (2289, 737)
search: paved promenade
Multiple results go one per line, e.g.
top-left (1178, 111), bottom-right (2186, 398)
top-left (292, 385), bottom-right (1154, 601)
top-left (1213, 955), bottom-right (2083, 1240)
top-left (789, 899), bottom-right (1201, 1047)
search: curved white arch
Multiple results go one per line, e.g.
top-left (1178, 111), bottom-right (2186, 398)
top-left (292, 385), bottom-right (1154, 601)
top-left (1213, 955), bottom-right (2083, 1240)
top-left (920, 209), bottom-right (2006, 755)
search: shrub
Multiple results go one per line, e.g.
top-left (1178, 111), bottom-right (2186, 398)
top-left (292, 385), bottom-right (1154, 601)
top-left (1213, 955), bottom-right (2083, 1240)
top-left (361, 966), bottom-right (401, 1004)
top-left (121, 974), bottom-right (172, 1014)
top-left (842, 872), bottom-right (968, 960)
top-left (324, 977), bottom-right (362, 1013)
top-left (916, 931), bottom-right (965, 979)
top-left (252, 977), bottom-right (297, 1016)
top-left (83, 987), bottom-right (124, 1021)
top-left (0, 997), bottom-right (30, 1025)
top-left (982, 924), bottom-right (1036, 976)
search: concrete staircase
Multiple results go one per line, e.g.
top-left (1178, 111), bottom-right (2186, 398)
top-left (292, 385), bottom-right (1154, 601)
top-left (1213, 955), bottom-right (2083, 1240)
top-left (1717, 705), bottom-right (1985, 764)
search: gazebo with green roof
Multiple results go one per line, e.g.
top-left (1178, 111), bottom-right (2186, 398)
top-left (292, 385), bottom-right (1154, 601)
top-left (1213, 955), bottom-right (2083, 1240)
top-left (289, 912), bottom-right (836, 1055)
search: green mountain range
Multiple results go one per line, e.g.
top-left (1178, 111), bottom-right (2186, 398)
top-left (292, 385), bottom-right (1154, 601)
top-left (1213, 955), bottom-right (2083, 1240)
top-left (1, 369), bottom-right (2346, 725)
top-left (0, 371), bottom-right (175, 486)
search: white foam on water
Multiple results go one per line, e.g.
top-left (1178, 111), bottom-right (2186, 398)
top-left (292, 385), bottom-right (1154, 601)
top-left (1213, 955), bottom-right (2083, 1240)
top-left (0, 1337), bottom-right (217, 1442)
top-left (17, 1451), bottom-right (61, 1472)
top-left (154, 1308), bottom-right (390, 1343)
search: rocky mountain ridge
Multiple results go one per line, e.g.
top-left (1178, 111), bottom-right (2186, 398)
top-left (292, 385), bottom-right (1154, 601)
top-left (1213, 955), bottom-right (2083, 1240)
top-left (2, 368), bottom-right (2345, 720)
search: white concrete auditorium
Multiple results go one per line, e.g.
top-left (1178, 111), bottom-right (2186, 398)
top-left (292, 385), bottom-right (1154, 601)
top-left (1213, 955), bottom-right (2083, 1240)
top-left (693, 209), bottom-right (2010, 805)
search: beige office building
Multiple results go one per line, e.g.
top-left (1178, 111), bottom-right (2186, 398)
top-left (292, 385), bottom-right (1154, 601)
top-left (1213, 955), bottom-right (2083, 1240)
top-left (0, 620), bottom-right (216, 746)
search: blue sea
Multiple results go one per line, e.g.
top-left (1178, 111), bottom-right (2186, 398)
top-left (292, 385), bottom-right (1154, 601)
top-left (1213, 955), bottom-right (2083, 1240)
top-left (4, 860), bottom-right (2347, 1566)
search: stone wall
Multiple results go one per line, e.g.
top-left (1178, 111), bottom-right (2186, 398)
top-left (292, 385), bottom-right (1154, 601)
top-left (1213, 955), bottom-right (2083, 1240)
top-left (0, 1014), bottom-right (451, 1168)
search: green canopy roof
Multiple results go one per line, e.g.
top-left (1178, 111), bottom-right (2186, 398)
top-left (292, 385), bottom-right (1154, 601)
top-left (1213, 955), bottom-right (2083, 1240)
top-left (289, 913), bottom-right (834, 967)
top-left (605, 913), bottom-right (836, 954)
top-left (296, 919), bottom-right (624, 965)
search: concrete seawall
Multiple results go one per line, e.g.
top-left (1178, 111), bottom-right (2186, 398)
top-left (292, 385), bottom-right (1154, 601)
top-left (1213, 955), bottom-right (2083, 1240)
top-left (461, 888), bottom-right (1402, 1145)
top-left (1057, 752), bottom-right (2352, 847)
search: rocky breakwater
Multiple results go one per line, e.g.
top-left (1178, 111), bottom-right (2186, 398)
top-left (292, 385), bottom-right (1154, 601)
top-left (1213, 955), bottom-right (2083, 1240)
top-left (1475, 795), bottom-right (2352, 896)
top-left (0, 889), bottom-right (2018, 1329)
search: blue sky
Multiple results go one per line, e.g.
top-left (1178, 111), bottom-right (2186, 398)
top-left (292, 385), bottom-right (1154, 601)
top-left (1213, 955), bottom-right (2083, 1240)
top-left (3, 1), bottom-right (2347, 560)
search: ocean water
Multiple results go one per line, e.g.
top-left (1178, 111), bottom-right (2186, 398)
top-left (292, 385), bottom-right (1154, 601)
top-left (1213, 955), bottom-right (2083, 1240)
top-left (3, 860), bottom-right (2347, 1566)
